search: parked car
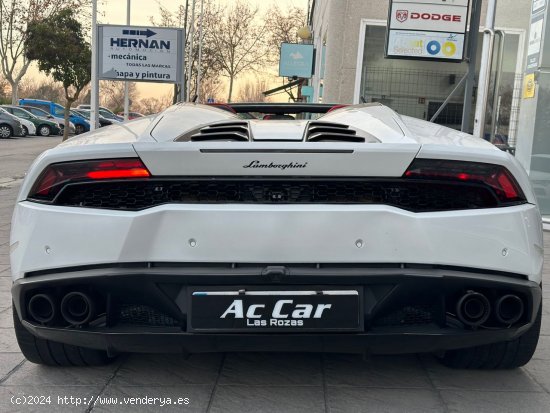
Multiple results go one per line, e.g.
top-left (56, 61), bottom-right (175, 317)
top-left (9, 103), bottom-right (543, 369)
top-left (18, 105), bottom-right (74, 135)
top-left (19, 99), bottom-right (89, 134)
top-left (2, 105), bottom-right (61, 136)
top-left (72, 109), bottom-right (113, 127)
top-left (78, 105), bottom-right (124, 122)
top-left (17, 117), bottom-right (36, 136)
top-left (117, 111), bottom-right (145, 120)
top-left (0, 107), bottom-right (26, 138)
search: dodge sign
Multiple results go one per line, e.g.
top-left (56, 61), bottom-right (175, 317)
top-left (386, 0), bottom-right (470, 62)
top-left (98, 24), bottom-right (184, 83)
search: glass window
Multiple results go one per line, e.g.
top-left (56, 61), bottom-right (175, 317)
top-left (358, 25), bottom-right (522, 138)
top-left (27, 107), bottom-right (49, 117)
top-left (53, 105), bottom-right (65, 117)
top-left (13, 108), bottom-right (30, 118)
top-left (31, 103), bottom-right (50, 112)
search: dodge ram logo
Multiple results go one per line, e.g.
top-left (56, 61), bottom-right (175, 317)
top-left (396, 10), bottom-right (408, 23)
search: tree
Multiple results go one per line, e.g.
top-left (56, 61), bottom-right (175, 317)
top-left (0, 76), bottom-right (9, 103)
top-left (0, 0), bottom-right (85, 104)
top-left (19, 78), bottom-right (64, 102)
top-left (101, 81), bottom-right (139, 113)
top-left (237, 77), bottom-right (269, 103)
top-left (209, 1), bottom-right (269, 102)
top-left (25, 8), bottom-right (91, 141)
top-left (135, 94), bottom-right (172, 115)
top-left (264, 5), bottom-right (307, 66)
top-left (151, 0), bottom-right (223, 103)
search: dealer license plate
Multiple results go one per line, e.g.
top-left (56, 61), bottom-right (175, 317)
top-left (189, 289), bottom-right (361, 332)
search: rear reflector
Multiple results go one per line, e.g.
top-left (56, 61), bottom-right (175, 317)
top-left (404, 159), bottom-right (525, 203)
top-left (29, 158), bottom-right (150, 201)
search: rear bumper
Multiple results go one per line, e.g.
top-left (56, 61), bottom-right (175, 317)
top-left (12, 265), bottom-right (542, 355)
top-left (9, 202), bottom-right (544, 282)
top-left (21, 322), bottom-right (536, 355)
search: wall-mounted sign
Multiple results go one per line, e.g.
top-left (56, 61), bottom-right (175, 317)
top-left (279, 43), bottom-right (314, 78)
top-left (523, 73), bottom-right (536, 99)
top-left (526, 2), bottom-right (547, 73)
top-left (386, 0), bottom-right (470, 62)
top-left (98, 24), bottom-right (184, 83)
top-left (387, 31), bottom-right (465, 60)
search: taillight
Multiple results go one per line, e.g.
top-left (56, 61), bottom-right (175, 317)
top-left (404, 159), bottom-right (526, 203)
top-left (29, 158), bottom-right (151, 201)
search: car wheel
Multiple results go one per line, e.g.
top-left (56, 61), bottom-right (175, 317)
top-left (38, 125), bottom-right (51, 136)
top-left (440, 303), bottom-right (541, 369)
top-left (0, 124), bottom-right (13, 138)
top-left (21, 126), bottom-right (28, 136)
top-left (13, 306), bottom-right (115, 366)
top-left (75, 124), bottom-right (84, 134)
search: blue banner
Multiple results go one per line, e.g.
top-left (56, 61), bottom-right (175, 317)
top-left (279, 43), bottom-right (314, 78)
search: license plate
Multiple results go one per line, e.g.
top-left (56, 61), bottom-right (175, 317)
top-left (189, 289), bottom-right (361, 332)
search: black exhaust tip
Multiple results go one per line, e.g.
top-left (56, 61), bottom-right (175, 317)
top-left (61, 292), bottom-right (95, 326)
top-left (495, 294), bottom-right (524, 325)
top-left (456, 291), bottom-right (491, 327)
top-left (28, 293), bottom-right (56, 324)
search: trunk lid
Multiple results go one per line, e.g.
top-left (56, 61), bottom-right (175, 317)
top-left (132, 142), bottom-right (421, 177)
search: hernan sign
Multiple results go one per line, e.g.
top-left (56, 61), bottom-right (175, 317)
top-left (98, 24), bottom-right (184, 83)
top-left (386, 0), bottom-right (470, 62)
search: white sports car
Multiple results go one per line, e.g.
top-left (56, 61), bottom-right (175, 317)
top-left (10, 103), bottom-right (543, 368)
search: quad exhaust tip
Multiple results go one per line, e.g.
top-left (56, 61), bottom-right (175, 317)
top-left (60, 292), bottom-right (95, 326)
top-left (456, 291), bottom-right (491, 327)
top-left (495, 294), bottom-right (524, 325)
top-left (27, 293), bottom-right (56, 324)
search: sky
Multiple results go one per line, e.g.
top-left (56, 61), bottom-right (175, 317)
top-left (25, 0), bottom-right (309, 103)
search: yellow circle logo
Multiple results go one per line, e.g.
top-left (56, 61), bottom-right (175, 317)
top-left (442, 42), bottom-right (456, 57)
top-left (527, 78), bottom-right (534, 92)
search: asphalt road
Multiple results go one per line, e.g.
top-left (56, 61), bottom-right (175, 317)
top-left (1, 136), bottom-right (550, 412)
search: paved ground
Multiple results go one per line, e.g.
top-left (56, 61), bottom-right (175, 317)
top-left (1, 136), bottom-right (550, 412)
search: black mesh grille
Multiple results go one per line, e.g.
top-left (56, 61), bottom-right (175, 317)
top-left (52, 178), bottom-right (501, 212)
top-left (373, 305), bottom-right (437, 326)
top-left (118, 304), bottom-right (179, 327)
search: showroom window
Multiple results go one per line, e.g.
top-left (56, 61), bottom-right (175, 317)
top-left (357, 24), bottom-right (524, 145)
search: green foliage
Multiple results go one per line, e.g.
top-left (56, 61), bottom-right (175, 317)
top-left (24, 8), bottom-right (91, 140)
top-left (25, 8), bottom-right (91, 94)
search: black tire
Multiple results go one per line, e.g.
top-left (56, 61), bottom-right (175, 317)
top-left (440, 304), bottom-right (542, 369)
top-left (38, 125), bottom-right (51, 136)
top-left (75, 124), bottom-right (84, 134)
top-left (0, 124), bottom-right (13, 139)
top-left (13, 306), bottom-right (114, 367)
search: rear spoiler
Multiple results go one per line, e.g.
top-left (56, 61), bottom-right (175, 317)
top-left (208, 103), bottom-right (347, 115)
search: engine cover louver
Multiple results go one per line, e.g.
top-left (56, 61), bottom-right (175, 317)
top-left (185, 121), bottom-right (250, 142)
top-left (305, 121), bottom-right (379, 143)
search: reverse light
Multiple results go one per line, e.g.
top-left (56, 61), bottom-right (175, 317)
top-left (29, 158), bottom-right (151, 201)
top-left (404, 159), bottom-right (526, 203)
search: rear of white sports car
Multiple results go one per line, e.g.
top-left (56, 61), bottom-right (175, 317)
top-left (10, 104), bottom-right (543, 368)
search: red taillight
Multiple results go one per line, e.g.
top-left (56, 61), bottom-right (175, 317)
top-left (29, 158), bottom-right (151, 201)
top-left (85, 160), bottom-right (150, 179)
top-left (404, 159), bottom-right (525, 203)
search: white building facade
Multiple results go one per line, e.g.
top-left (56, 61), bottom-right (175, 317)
top-left (309, 0), bottom-right (531, 142)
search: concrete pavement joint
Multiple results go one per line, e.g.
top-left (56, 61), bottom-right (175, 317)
top-left (85, 359), bottom-right (124, 413)
top-left (321, 354), bottom-right (329, 413)
top-left (205, 352), bottom-right (227, 413)
top-left (418, 354), bottom-right (450, 413)
top-left (0, 359), bottom-right (26, 385)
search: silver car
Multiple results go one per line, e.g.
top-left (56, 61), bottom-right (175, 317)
top-left (0, 108), bottom-right (25, 138)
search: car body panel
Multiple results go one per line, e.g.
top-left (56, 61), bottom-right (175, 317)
top-left (19, 99), bottom-right (89, 133)
top-left (0, 108), bottom-right (26, 137)
top-left (9, 202), bottom-right (542, 282)
top-left (9, 103), bottom-right (544, 356)
top-left (1, 105), bottom-right (61, 135)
